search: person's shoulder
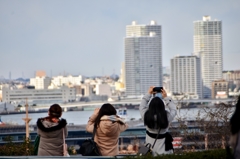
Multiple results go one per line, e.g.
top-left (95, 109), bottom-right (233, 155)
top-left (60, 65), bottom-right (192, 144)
top-left (59, 118), bottom-right (67, 125)
top-left (60, 118), bottom-right (67, 122)
top-left (36, 117), bottom-right (44, 123)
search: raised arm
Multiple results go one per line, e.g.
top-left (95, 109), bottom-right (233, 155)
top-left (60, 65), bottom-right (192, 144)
top-left (86, 108), bottom-right (99, 133)
top-left (139, 86), bottom-right (154, 121)
top-left (163, 97), bottom-right (177, 123)
top-left (159, 89), bottom-right (177, 123)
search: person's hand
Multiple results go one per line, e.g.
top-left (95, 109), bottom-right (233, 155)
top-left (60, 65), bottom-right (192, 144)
top-left (148, 86), bottom-right (155, 94)
top-left (161, 89), bottom-right (167, 98)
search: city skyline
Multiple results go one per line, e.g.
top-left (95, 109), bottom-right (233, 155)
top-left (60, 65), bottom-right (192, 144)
top-left (0, 0), bottom-right (240, 79)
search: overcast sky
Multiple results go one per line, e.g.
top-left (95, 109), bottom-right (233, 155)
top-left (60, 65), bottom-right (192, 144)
top-left (0, 0), bottom-right (240, 79)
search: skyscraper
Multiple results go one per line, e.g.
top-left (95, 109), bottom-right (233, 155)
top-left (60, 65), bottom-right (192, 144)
top-left (124, 21), bottom-right (162, 96)
top-left (193, 16), bottom-right (223, 98)
top-left (171, 56), bottom-right (202, 99)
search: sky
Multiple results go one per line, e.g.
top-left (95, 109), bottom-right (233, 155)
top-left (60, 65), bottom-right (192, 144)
top-left (0, 0), bottom-right (240, 79)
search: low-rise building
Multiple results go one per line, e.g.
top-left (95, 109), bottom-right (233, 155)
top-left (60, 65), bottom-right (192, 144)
top-left (211, 80), bottom-right (229, 99)
top-left (2, 85), bottom-right (76, 105)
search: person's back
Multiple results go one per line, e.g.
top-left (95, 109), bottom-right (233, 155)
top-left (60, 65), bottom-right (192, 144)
top-left (37, 104), bottom-right (68, 156)
top-left (86, 104), bottom-right (128, 156)
top-left (95, 117), bottom-right (126, 155)
top-left (139, 87), bottom-right (177, 156)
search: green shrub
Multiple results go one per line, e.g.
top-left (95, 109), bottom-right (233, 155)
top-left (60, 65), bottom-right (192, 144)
top-left (0, 137), bottom-right (34, 156)
top-left (0, 136), bottom-right (74, 156)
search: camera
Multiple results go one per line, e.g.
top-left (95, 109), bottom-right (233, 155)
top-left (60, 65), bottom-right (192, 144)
top-left (153, 87), bottom-right (163, 93)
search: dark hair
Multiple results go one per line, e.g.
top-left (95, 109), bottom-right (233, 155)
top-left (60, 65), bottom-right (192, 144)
top-left (94, 103), bottom-right (117, 128)
top-left (144, 97), bottom-right (169, 129)
top-left (45, 104), bottom-right (62, 121)
top-left (230, 96), bottom-right (240, 134)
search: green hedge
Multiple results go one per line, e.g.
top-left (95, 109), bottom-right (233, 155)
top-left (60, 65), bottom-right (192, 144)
top-left (0, 137), bottom-right (76, 156)
top-left (125, 149), bottom-right (231, 159)
top-left (0, 138), bottom-right (33, 156)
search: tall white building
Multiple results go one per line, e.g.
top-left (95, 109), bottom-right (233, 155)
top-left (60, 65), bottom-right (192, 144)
top-left (171, 56), bottom-right (202, 99)
top-left (125, 21), bottom-right (162, 96)
top-left (193, 16), bottom-right (223, 98)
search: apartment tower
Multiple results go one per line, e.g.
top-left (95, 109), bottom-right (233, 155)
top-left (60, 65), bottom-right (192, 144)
top-left (193, 16), bottom-right (223, 98)
top-left (171, 56), bottom-right (202, 99)
top-left (124, 21), bottom-right (162, 96)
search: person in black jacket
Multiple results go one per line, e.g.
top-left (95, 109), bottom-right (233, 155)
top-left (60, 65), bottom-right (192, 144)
top-left (229, 96), bottom-right (240, 159)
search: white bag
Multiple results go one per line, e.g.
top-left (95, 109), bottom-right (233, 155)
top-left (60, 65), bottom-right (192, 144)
top-left (63, 128), bottom-right (70, 157)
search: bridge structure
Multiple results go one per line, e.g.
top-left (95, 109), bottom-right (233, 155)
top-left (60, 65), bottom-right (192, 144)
top-left (33, 98), bottom-right (142, 110)
top-left (32, 97), bottom-right (236, 110)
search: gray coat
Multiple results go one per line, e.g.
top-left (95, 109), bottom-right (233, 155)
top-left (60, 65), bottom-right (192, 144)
top-left (229, 131), bottom-right (240, 159)
top-left (37, 118), bottom-right (68, 156)
top-left (139, 94), bottom-right (177, 156)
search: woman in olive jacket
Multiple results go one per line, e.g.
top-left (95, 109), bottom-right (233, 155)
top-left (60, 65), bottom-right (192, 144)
top-left (37, 104), bottom-right (68, 156)
top-left (86, 103), bottom-right (128, 156)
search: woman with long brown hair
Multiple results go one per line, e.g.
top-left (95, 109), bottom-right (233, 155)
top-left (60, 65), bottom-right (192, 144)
top-left (86, 103), bottom-right (128, 156)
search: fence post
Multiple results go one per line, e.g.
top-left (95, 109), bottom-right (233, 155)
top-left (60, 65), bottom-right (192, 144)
top-left (205, 133), bottom-right (208, 150)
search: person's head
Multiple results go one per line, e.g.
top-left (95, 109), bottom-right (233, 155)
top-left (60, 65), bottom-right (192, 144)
top-left (144, 97), bottom-right (168, 129)
top-left (230, 96), bottom-right (240, 134)
top-left (48, 104), bottom-right (62, 119)
top-left (94, 103), bottom-right (117, 127)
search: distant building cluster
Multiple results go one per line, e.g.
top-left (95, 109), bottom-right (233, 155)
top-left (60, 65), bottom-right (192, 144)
top-left (0, 70), bottom-right (123, 106)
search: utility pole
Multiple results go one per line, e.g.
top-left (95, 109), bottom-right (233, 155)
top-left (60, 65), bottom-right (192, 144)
top-left (22, 98), bottom-right (32, 139)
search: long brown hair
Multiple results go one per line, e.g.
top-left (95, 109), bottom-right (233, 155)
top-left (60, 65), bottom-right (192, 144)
top-left (94, 103), bottom-right (117, 128)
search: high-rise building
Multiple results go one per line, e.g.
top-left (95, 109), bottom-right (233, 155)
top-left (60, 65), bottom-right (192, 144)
top-left (124, 21), bottom-right (162, 96)
top-left (193, 16), bottom-right (223, 98)
top-left (171, 56), bottom-right (202, 99)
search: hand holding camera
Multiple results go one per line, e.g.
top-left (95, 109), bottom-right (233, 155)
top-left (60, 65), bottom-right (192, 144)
top-left (149, 86), bottom-right (167, 98)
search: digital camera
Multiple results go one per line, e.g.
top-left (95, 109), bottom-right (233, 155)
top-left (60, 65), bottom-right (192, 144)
top-left (153, 87), bottom-right (163, 93)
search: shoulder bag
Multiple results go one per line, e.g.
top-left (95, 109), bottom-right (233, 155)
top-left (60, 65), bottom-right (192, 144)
top-left (33, 135), bottom-right (40, 155)
top-left (137, 128), bottom-right (161, 156)
top-left (79, 125), bottom-right (102, 156)
top-left (63, 128), bottom-right (70, 157)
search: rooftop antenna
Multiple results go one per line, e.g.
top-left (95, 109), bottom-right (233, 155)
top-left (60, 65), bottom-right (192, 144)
top-left (4, 102), bottom-right (7, 112)
top-left (9, 72), bottom-right (11, 80)
top-left (102, 67), bottom-right (104, 76)
top-left (22, 72), bottom-right (25, 79)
